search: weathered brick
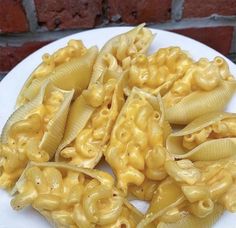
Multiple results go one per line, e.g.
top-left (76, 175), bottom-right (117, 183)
top-left (183, 0), bottom-right (236, 18)
top-left (108, 0), bottom-right (171, 24)
top-left (34, 0), bottom-right (103, 30)
top-left (0, 41), bottom-right (51, 72)
top-left (171, 27), bottom-right (234, 55)
top-left (0, 0), bottom-right (28, 33)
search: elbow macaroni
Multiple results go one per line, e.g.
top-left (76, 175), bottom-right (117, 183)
top-left (11, 162), bottom-right (143, 227)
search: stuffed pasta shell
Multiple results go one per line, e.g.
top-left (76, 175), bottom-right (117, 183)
top-left (90, 23), bottom-right (154, 84)
top-left (125, 47), bottom-right (193, 96)
top-left (11, 162), bottom-right (143, 228)
top-left (139, 150), bottom-right (236, 227)
top-left (55, 70), bottom-right (125, 168)
top-left (167, 112), bottom-right (236, 160)
top-left (0, 82), bottom-right (74, 189)
top-left (163, 57), bottom-right (236, 124)
top-left (137, 178), bottom-right (224, 228)
top-left (104, 87), bottom-right (171, 194)
top-left (16, 40), bottom-right (98, 107)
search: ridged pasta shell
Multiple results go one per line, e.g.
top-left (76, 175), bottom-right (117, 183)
top-left (16, 46), bottom-right (98, 107)
top-left (138, 176), bottom-right (225, 228)
top-left (101, 71), bottom-right (126, 145)
top-left (113, 87), bottom-right (171, 137)
top-left (39, 87), bottom-right (74, 158)
top-left (1, 81), bottom-right (49, 143)
top-left (124, 46), bottom-right (194, 97)
top-left (90, 23), bottom-right (154, 85)
top-left (165, 80), bottom-right (236, 124)
top-left (51, 46), bottom-right (97, 93)
top-left (55, 70), bottom-right (126, 169)
top-left (167, 112), bottom-right (236, 161)
top-left (104, 87), bottom-right (172, 194)
top-left (137, 179), bottom-right (185, 228)
top-left (157, 204), bottom-right (224, 228)
top-left (11, 162), bottom-right (143, 227)
top-left (55, 95), bottom-right (95, 157)
top-left (0, 81), bottom-right (74, 189)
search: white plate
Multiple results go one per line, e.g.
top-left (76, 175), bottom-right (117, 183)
top-left (0, 27), bottom-right (236, 228)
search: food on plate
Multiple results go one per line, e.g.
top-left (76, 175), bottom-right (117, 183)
top-left (56, 70), bottom-right (125, 168)
top-left (90, 23), bottom-right (154, 84)
top-left (104, 87), bottom-right (171, 194)
top-left (163, 57), bottom-right (236, 124)
top-left (167, 112), bottom-right (236, 160)
top-left (0, 82), bottom-right (73, 189)
top-left (11, 162), bottom-right (143, 227)
top-left (0, 25), bottom-right (236, 227)
top-left (16, 40), bottom-right (97, 107)
top-left (138, 178), bottom-right (224, 228)
top-left (138, 148), bottom-right (236, 227)
top-left (55, 24), bottom-right (154, 169)
top-left (125, 47), bottom-right (193, 96)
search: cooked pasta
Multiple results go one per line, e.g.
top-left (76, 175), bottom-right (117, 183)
top-left (129, 178), bottom-right (159, 201)
top-left (90, 23), bottom-right (154, 85)
top-left (139, 151), bottom-right (236, 227)
top-left (104, 87), bottom-right (171, 194)
top-left (163, 57), bottom-right (236, 124)
top-left (167, 112), bottom-right (236, 160)
top-left (56, 70), bottom-right (125, 168)
top-left (11, 162), bottom-right (143, 227)
top-left (16, 41), bottom-right (97, 107)
top-left (0, 82), bottom-right (74, 189)
top-left (125, 47), bottom-right (193, 96)
top-left (0, 25), bottom-right (236, 228)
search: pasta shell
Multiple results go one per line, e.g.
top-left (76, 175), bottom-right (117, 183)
top-left (16, 46), bottom-right (98, 107)
top-left (167, 112), bottom-right (236, 161)
top-left (11, 162), bottom-right (143, 227)
top-left (124, 47), bottom-right (194, 96)
top-left (138, 175), bottom-right (226, 227)
top-left (137, 178), bottom-right (185, 227)
top-left (165, 79), bottom-right (236, 125)
top-left (55, 70), bottom-right (126, 169)
top-left (104, 87), bottom-right (171, 194)
top-left (55, 95), bottom-right (95, 155)
top-left (16, 40), bottom-right (87, 107)
top-left (0, 81), bottom-right (74, 189)
top-left (90, 23), bottom-right (154, 85)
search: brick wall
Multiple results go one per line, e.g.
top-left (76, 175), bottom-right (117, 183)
top-left (0, 0), bottom-right (236, 80)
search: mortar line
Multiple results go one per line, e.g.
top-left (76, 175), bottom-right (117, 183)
top-left (22, 0), bottom-right (38, 32)
top-left (171, 0), bottom-right (185, 21)
top-left (0, 15), bottom-right (236, 46)
top-left (230, 27), bottom-right (236, 53)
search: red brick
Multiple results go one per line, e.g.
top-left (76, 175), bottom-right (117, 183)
top-left (108, 0), bottom-right (171, 24)
top-left (34, 0), bottom-right (103, 30)
top-left (183, 0), bottom-right (236, 18)
top-left (0, 41), bottom-right (52, 72)
top-left (0, 0), bottom-right (28, 33)
top-left (171, 27), bottom-right (233, 55)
